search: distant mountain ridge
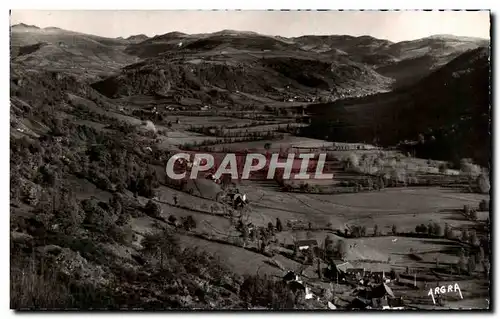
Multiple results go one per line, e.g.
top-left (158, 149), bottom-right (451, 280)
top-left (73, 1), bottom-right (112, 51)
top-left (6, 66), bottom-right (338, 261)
top-left (305, 46), bottom-right (490, 166)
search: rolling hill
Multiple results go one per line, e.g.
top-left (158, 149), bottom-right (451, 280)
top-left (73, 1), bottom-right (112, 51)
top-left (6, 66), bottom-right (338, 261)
top-left (10, 24), bottom-right (138, 80)
top-left (293, 34), bottom-right (489, 88)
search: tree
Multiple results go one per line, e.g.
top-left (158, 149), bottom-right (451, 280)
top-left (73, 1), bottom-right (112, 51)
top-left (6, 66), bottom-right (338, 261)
top-left (373, 224), bottom-right (379, 236)
top-left (467, 256), bottom-right (476, 275)
top-left (324, 235), bottom-right (334, 257)
top-left (444, 223), bottom-right (453, 239)
top-left (469, 231), bottom-right (479, 246)
top-left (461, 229), bottom-right (469, 243)
top-left (427, 223), bottom-right (434, 236)
top-left (249, 229), bottom-right (256, 242)
top-left (242, 225), bottom-right (249, 244)
top-left (470, 209), bottom-right (478, 221)
top-left (457, 255), bottom-right (466, 274)
top-left (475, 246), bottom-right (485, 265)
top-left (268, 222), bottom-right (275, 234)
top-left (351, 226), bottom-right (362, 238)
top-left (476, 173), bottom-right (490, 194)
top-left (144, 200), bottom-right (162, 218)
top-left (391, 224), bottom-right (397, 235)
top-left (336, 240), bottom-right (347, 260)
top-left (361, 226), bottom-right (367, 237)
top-left (276, 218), bottom-right (283, 232)
top-left (317, 258), bottom-right (322, 279)
top-left (420, 224), bottom-right (428, 234)
top-left (415, 225), bottom-right (421, 233)
top-left (482, 261), bottom-right (490, 278)
top-left (433, 223), bottom-right (442, 237)
top-left (306, 248), bottom-right (315, 264)
top-left (141, 229), bottom-right (180, 269)
top-left (183, 215), bottom-right (197, 231)
top-left (479, 199), bottom-right (490, 212)
top-left (168, 215), bottom-right (177, 225)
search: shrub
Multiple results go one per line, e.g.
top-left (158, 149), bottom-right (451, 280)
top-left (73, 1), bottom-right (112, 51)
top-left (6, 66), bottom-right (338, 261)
top-left (10, 258), bottom-right (73, 310)
top-left (168, 215), bottom-right (177, 224)
top-left (109, 224), bottom-right (135, 245)
top-left (144, 200), bottom-right (162, 219)
top-left (479, 199), bottom-right (490, 212)
top-left (81, 199), bottom-right (115, 232)
top-left (239, 274), bottom-right (296, 309)
top-left (463, 204), bottom-right (471, 216)
top-left (276, 218), bottom-right (283, 232)
top-left (182, 215), bottom-right (197, 231)
top-left (476, 174), bottom-right (490, 194)
top-left (141, 229), bottom-right (180, 269)
top-left (460, 159), bottom-right (481, 176)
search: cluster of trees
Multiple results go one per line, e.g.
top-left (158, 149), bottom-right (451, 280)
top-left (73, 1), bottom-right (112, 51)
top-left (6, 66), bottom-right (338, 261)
top-left (342, 224), bottom-right (397, 238)
top-left (187, 121), bottom-right (276, 135)
top-left (10, 67), bottom-right (319, 310)
top-left (189, 127), bottom-right (284, 139)
top-left (323, 235), bottom-right (348, 260)
top-left (479, 199), bottom-right (490, 212)
top-left (463, 204), bottom-right (479, 221)
top-left (415, 222), bottom-right (442, 237)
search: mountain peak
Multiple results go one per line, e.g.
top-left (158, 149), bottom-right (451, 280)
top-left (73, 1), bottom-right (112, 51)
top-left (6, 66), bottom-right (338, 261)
top-left (11, 23), bottom-right (40, 30)
top-left (126, 34), bottom-right (149, 41)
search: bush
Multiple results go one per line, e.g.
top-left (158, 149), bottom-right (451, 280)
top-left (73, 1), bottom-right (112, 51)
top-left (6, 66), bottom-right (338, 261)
top-left (476, 174), bottom-right (490, 194)
top-left (182, 215), bottom-right (197, 231)
top-left (82, 199), bottom-right (115, 232)
top-left (239, 274), bottom-right (297, 309)
top-left (144, 200), bottom-right (162, 219)
top-left (460, 158), bottom-right (481, 176)
top-left (109, 224), bottom-right (135, 245)
top-left (415, 224), bottom-right (428, 234)
top-left (479, 199), bottom-right (490, 212)
top-left (10, 257), bottom-right (73, 310)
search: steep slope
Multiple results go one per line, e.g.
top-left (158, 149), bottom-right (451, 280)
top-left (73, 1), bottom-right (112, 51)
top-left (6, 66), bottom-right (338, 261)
top-left (293, 34), bottom-right (489, 87)
top-left (305, 47), bottom-right (490, 166)
top-left (376, 34), bottom-right (490, 87)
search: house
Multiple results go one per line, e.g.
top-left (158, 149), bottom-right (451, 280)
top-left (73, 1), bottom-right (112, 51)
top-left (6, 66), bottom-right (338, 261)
top-left (370, 271), bottom-right (389, 283)
top-left (283, 271), bottom-right (300, 282)
top-left (336, 262), bottom-right (354, 273)
top-left (295, 239), bottom-right (318, 251)
top-left (286, 278), bottom-right (315, 300)
top-left (352, 283), bottom-right (399, 309)
top-left (346, 268), bottom-right (366, 278)
top-left (371, 283), bottom-right (395, 299)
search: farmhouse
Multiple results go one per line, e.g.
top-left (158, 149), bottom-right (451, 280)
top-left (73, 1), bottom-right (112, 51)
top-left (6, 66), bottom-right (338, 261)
top-left (283, 272), bottom-right (315, 300)
top-left (295, 239), bottom-right (318, 251)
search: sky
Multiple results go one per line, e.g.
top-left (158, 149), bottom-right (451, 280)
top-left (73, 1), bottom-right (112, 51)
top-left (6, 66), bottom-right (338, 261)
top-left (10, 10), bottom-right (490, 42)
